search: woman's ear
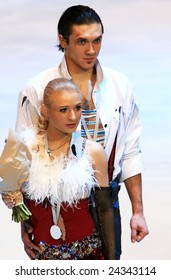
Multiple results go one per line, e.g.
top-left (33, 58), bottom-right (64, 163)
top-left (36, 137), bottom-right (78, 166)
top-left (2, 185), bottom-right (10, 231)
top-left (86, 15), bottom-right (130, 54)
top-left (58, 34), bottom-right (67, 50)
top-left (41, 104), bottom-right (49, 119)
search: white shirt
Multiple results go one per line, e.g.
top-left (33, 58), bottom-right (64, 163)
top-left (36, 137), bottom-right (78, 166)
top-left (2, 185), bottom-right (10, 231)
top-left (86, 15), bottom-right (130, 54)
top-left (15, 57), bottom-right (143, 182)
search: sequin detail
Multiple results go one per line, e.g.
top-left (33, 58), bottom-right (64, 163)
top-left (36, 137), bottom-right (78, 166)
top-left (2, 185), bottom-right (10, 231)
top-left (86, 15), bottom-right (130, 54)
top-left (35, 233), bottom-right (104, 260)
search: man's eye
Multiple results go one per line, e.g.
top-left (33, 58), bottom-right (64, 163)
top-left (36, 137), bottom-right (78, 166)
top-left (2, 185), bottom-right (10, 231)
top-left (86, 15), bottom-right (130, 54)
top-left (94, 37), bottom-right (102, 44)
top-left (77, 39), bottom-right (86, 45)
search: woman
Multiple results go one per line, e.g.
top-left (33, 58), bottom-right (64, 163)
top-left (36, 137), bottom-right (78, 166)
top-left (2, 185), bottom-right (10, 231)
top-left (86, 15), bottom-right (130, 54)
top-left (1, 78), bottom-right (115, 260)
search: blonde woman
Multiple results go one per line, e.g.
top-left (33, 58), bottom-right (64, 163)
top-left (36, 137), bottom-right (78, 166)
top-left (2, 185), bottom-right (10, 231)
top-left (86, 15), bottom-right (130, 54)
top-left (0, 78), bottom-right (115, 260)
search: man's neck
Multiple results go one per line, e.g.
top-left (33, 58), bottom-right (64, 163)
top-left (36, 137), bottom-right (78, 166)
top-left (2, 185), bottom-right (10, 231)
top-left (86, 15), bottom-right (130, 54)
top-left (64, 55), bottom-right (96, 84)
top-left (71, 68), bottom-right (94, 82)
top-left (70, 67), bottom-right (96, 98)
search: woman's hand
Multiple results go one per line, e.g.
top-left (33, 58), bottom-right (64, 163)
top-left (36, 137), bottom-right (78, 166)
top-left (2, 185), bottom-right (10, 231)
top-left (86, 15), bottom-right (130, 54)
top-left (1, 193), bottom-right (15, 209)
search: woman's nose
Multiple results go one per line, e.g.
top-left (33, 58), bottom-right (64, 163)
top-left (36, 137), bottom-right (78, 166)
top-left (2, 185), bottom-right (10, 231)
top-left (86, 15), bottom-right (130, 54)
top-left (68, 110), bottom-right (76, 121)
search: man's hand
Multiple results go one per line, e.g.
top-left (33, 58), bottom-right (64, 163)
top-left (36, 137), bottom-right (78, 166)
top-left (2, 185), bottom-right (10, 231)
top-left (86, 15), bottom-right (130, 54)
top-left (130, 213), bottom-right (149, 243)
top-left (124, 174), bottom-right (149, 243)
top-left (21, 220), bottom-right (40, 259)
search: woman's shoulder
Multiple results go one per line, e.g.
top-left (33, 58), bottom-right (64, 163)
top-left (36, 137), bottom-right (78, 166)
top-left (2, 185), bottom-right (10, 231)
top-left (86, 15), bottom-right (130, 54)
top-left (85, 139), bottom-right (103, 151)
top-left (84, 139), bottom-right (109, 187)
top-left (18, 127), bottom-right (45, 153)
top-left (85, 139), bottom-right (107, 161)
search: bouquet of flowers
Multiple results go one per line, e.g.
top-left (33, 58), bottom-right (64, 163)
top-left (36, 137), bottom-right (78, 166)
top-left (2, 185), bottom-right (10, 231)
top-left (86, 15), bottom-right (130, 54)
top-left (0, 129), bottom-right (32, 222)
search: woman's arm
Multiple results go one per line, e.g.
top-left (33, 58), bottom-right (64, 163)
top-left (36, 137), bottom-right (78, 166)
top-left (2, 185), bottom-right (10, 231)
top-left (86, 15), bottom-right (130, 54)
top-left (88, 141), bottom-right (116, 259)
top-left (87, 140), bottom-right (109, 187)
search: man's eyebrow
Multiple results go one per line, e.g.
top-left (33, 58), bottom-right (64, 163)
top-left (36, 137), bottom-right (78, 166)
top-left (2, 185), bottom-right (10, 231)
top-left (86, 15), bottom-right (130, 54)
top-left (77, 35), bottom-right (102, 41)
top-left (76, 37), bottom-right (87, 41)
top-left (95, 35), bottom-right (103, 39)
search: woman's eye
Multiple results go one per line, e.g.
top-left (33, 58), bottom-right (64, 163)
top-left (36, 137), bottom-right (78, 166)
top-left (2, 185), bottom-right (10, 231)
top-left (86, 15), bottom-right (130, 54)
top-left (75, 105), bottom-right (82, 111)
top-left (60, 108), bottom-right (67, 112)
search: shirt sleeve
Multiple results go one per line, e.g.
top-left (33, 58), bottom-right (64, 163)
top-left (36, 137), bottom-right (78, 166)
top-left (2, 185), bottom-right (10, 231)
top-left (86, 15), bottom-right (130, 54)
top-left (120, 82), bottom-right (143, 181)
top-left (15, 87), bottom-right (40, 132)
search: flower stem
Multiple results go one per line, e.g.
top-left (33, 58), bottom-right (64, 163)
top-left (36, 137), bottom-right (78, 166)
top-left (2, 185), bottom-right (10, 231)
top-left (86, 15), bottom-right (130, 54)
top-left (12, 203), bottom-right (32, 223)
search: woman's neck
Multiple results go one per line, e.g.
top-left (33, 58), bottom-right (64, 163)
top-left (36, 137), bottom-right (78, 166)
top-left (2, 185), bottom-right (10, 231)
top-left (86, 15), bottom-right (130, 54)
top-left (45, 130), bottom-right (72, 158)
top-left (46, 127), bottom-right (71, 141)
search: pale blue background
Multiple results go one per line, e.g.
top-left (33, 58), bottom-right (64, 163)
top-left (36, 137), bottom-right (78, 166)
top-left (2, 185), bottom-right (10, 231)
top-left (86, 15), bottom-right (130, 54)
top-left (0, 0), bottom-right (171, 259)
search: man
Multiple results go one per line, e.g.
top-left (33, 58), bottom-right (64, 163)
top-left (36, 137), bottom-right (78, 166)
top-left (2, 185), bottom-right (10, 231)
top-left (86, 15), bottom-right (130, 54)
top-left (2, 5), bottom-right (149, 259)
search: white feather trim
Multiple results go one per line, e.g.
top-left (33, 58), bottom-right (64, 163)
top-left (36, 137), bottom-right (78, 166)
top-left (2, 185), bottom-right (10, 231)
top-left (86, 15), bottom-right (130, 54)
top-left (19, 126), bottom-right (37, 145)
top-left (25, 152), bottom-right (97, 206)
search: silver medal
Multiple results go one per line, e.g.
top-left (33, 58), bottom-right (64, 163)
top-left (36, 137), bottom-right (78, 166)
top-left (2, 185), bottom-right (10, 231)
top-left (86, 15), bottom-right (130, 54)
top-left (50, 225), bottom-right (62, 239)
top-left (50, 200), bottom-right (62, 240)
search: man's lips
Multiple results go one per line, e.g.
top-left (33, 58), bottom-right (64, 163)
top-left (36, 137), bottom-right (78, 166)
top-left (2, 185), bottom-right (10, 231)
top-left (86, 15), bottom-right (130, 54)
top-left (84, 57), bottom-right (95, 63)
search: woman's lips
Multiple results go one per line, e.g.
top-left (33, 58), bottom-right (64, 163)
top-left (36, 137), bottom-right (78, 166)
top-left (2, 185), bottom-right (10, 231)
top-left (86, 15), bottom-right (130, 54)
top-left (66, 123), bottom-right (77, 129)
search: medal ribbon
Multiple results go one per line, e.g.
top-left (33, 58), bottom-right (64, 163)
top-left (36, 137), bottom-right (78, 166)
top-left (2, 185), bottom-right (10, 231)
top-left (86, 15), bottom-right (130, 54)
top-left (44, 132), bottom-right (62, 239)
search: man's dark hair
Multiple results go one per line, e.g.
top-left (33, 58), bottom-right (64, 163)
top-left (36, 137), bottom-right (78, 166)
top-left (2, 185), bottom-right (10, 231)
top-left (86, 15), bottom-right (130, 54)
top-left (57, 5), bottom-right (104, 52)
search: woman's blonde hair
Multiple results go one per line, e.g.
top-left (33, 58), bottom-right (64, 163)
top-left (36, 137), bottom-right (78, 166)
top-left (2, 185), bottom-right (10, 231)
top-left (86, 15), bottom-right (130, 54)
top-left (38, 78), bottom-right (81, 133)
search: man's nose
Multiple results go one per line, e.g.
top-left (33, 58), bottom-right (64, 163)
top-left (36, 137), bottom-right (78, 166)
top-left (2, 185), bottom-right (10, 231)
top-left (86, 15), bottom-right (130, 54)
top-left (86, 42), bottom-right (95, 54)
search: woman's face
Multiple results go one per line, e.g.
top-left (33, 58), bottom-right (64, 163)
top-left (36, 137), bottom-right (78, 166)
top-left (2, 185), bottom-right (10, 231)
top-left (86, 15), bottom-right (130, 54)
top-left (45, 89), bottom-right (82, 136)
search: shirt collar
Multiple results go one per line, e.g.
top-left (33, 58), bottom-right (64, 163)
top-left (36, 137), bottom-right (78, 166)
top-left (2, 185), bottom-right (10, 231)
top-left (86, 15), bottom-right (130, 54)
top-left (69, 130), bottom-right (83, 159)
top-left (59, 56), bottom-right (104, 87)
top-left (59, 56), bottom-right (72, 80)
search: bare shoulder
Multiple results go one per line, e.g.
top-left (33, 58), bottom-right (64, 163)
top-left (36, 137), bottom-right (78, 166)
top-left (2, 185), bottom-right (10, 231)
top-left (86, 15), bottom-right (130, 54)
top-left (85, 139), bottom-right (104, 152)
top-left (85, 140), bottom-right (107, 162)
top-left (85, 140), bottom-right (109, 186)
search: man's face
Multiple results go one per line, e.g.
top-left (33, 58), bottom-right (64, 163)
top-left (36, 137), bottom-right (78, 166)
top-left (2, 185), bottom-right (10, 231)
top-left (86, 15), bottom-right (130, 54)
top-left (61, 23), bottom-right (103, 72)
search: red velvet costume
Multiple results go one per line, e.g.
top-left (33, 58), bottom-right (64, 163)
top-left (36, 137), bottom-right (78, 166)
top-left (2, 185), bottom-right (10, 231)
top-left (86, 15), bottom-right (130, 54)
top-left (26, 198), bottom-right (95, 245)
top-left (26, 198), bottom-right (104, 260)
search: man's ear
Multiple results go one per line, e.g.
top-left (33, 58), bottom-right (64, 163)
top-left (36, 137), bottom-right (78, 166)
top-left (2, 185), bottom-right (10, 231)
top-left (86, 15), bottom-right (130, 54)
top-left (58, 34), bottom-right (67, 50)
